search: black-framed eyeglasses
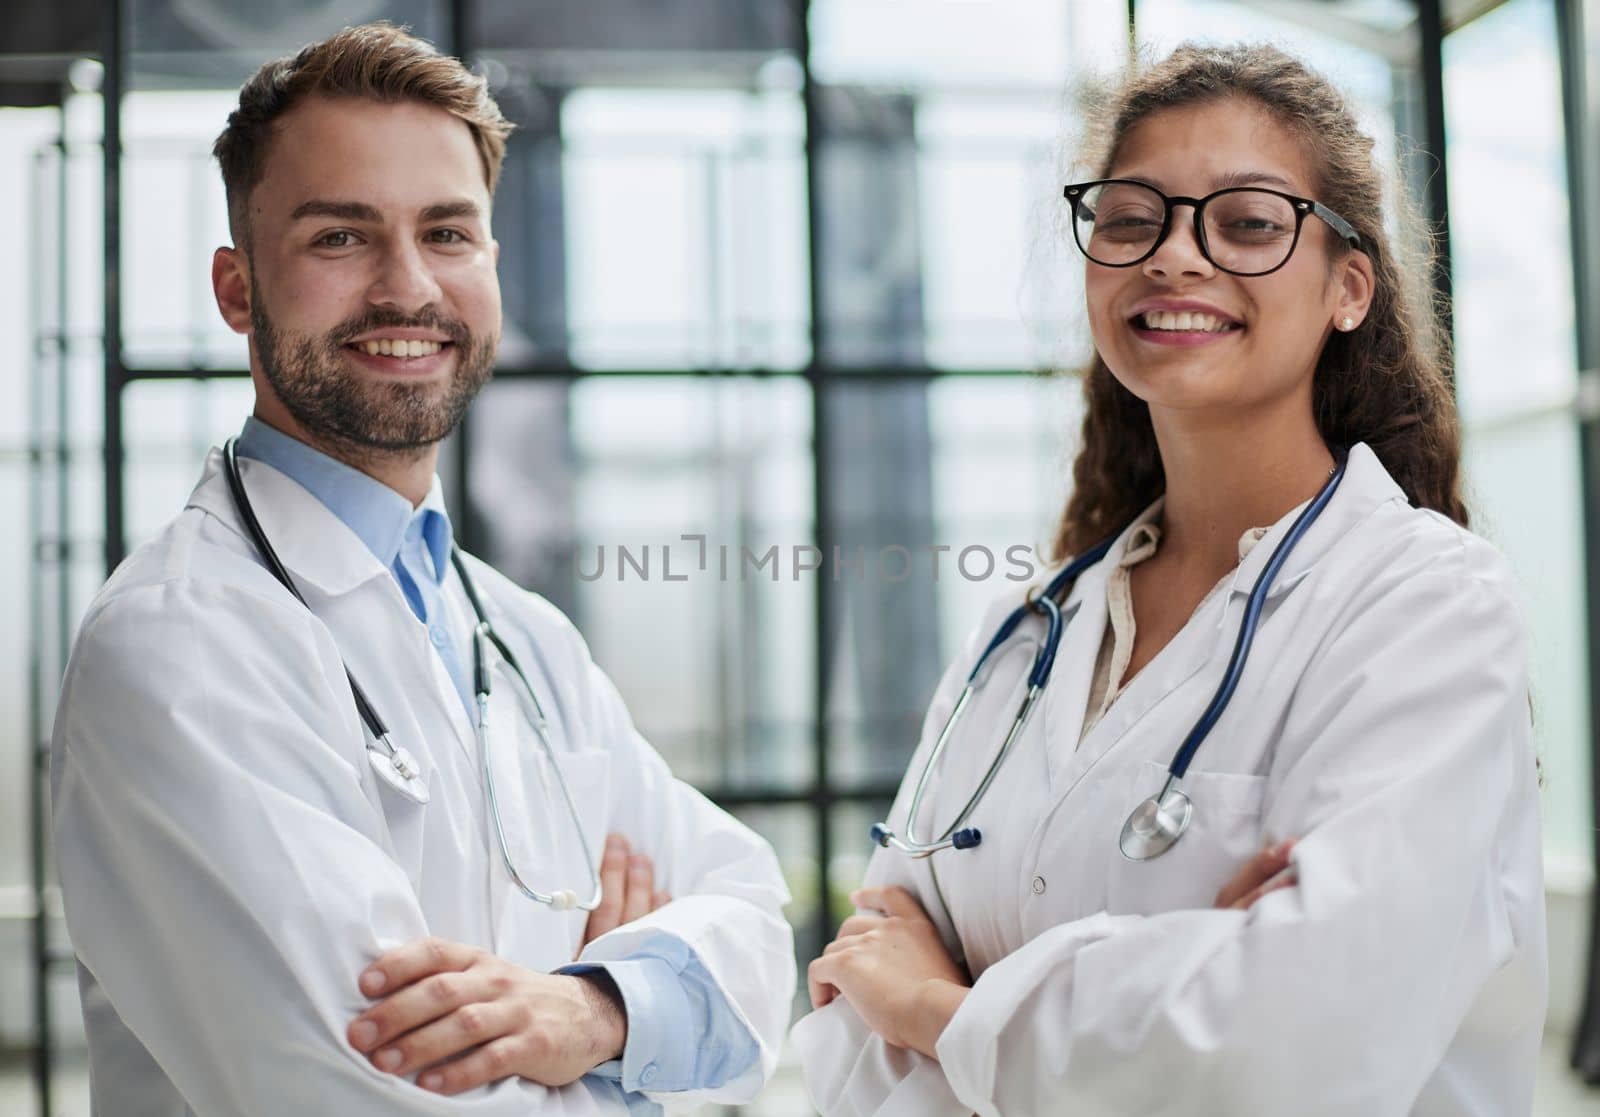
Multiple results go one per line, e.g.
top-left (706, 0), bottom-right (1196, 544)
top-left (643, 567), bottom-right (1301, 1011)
top-left (1063, 179), bottom-right (1362, 277)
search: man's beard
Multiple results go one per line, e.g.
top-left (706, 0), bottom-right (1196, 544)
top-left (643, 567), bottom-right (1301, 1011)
top-left (250, 286), bottom-right (496, 461)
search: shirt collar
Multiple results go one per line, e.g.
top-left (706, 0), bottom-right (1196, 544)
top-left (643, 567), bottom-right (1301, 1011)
top-left (235, 417), bottom-right (454, 572)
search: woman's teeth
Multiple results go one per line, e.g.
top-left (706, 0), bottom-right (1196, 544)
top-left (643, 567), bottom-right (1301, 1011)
top-left (356, 338), bottom-right (445, 357)
top-left (1138, 310), bottom-right (1236, 333)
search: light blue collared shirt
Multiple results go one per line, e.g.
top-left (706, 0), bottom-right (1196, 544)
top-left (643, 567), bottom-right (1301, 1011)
top-left (233, 419), bottom-right (759, 1108)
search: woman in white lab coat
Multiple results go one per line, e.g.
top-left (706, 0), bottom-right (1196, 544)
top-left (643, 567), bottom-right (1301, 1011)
top-left (793, 43), bottom-right (1547, 1117)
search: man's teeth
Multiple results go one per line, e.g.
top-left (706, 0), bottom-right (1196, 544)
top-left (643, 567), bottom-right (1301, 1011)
top-left (357, 338), bottom-right (445, 357)
top-left (1139, 310), bottom-right (1235, 333)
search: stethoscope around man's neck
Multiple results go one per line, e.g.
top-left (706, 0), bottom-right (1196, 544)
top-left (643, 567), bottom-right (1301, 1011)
top-left (871, 451), bottom-right (1348, 863)
top-left (220, 438), bottom-right (603, 911)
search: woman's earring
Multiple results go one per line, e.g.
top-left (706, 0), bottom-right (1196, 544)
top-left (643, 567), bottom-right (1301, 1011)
top-left (1340, 316), bottom-right (1355, 331)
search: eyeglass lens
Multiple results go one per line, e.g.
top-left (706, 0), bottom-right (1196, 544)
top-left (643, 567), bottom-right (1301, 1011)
top-left (1071, 182), bottom-right (1300, 275)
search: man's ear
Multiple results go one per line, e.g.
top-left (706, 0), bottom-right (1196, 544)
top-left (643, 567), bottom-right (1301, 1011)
top-left (212, 246), bottom-right (252, 334)
top-left (1333, 249), bottom-right (1376, 331)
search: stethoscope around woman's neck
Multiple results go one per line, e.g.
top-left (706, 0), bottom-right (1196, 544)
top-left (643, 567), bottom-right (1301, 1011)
top-left (871, 450), bottom-right (1349, 863)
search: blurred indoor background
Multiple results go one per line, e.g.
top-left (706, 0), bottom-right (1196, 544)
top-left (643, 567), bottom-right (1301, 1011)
top-left (2, 0), bottom-right (1599, 1113)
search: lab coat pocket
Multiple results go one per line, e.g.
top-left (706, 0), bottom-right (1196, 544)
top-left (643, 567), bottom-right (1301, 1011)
top-left (1105, 758), bottom-right (1267, 916)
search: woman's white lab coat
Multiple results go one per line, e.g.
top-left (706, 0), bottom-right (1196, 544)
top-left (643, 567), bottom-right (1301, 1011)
top-left (50, 449), bottom-right (794, 1115)
top-left (791, 443), bottom-right (1547, 1117)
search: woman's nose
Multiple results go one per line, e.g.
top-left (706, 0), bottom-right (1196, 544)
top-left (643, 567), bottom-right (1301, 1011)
top-left (1142, 204), bottom-right (1214, 280)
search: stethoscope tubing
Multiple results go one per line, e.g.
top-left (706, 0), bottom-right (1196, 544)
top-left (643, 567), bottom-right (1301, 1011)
top-left (874, 451), bottom-right (1349, 861)
top-left (221, 438), bottom-right (602, 911)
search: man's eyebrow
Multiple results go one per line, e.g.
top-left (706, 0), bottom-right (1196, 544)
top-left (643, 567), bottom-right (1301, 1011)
top-left (289, 199), bottom-right (383, 223)
top-left (420, 200), bottom-right (483, 223)
top-left (287, 199), bottom-right (485, 223)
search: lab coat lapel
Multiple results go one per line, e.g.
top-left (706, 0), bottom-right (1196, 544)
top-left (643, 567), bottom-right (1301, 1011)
top-left (187, 448), bottom-right (479, 766)
top-left (1043, 442), bottom-right (1410, 806)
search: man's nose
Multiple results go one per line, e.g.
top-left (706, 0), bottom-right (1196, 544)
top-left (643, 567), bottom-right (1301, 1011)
top-left (1142, 204), bottom-right (1214, 280)
top-left (369, 237), bottom-right (445, 310)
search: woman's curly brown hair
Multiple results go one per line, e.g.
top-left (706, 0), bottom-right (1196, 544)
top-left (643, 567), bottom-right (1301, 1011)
top-left (1052, 42), bottom-right (1466, 560)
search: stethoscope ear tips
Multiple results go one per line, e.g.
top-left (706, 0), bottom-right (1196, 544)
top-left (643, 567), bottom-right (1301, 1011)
top-left (869, 823), bottom-right (893, 848)
top-left (951, 828), bottom-right (983, 851)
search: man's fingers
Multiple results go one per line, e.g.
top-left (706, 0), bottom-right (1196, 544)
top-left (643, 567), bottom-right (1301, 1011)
top-left (651, 890), bottom-right (670, 911)
top-left (1214, 839), bottom-right (1297, 909)
top-left (349, 969), bottom-right (496, 1053)
top-left (620, 852), bottom-right (653, 925)
top-left (360, 937), bottom-right (478, 999)
top-left (584, 835), bottom-right (631, 945)
top-left (417, 1035), bottom-right (524, 1095)
top-left (366, 999), bottom-right (516, 1079)
top-left (850, 885), bottom-right (924, 921)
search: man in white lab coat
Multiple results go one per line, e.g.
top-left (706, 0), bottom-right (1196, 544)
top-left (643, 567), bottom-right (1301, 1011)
top-left (51, 22), bottom-right (794, 1115)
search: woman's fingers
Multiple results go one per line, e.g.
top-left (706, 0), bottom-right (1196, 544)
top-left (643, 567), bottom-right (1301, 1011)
top-left (836, 914), bottom-right (882, 940)
top-left (651, 890), bottom-right (671, 911)
top-left (851, 885), bottom-right (925, 921)
top-left (807, 956), bottom-right (840, 1010)
top-left (582, 834), bottom-right (631, 946)
top-left (1237, 866), bottom-right (1298, 910)
top-left (1215, 838), bottom-right (1299, 910)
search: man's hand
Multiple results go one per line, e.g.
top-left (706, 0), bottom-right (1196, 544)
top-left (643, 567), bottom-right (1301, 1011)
top-left (1215, 837), bottom-right (1299, 910)
top-left (582, 833), bottom-right (670, 949)
top-left (348, 938), bottom-right (626, 1095)
top-left (806, 885), bottom-right (970, 1059)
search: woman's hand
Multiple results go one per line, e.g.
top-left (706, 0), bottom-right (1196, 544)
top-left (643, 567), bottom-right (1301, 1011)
top-left (348, 938), bottom-right (626, 1096)
top-left (1215, 837), bottom-right (1299, 909)
top-left (581, 833), bottom-right (671, 950)
top-left (806, 885), bottom-right (970, 1059)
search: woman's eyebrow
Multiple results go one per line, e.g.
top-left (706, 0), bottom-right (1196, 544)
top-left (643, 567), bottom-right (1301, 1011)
top-left (1211, 170), bottom-right (1296, 191)
top-left (1104, 170), bottom-right (1298, 193)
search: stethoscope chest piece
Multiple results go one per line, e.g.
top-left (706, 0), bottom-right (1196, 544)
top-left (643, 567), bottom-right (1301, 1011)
top-left (369, 743), bottom-right (431, 805)
top-left (1118, 776), bottom-right (1191, 861)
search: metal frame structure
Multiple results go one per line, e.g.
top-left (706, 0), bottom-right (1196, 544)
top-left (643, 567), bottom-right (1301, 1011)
top-left (30, 0), bottom-right (1599, 1112)
top-left (1556, 0), bottom-right (1600, 1086)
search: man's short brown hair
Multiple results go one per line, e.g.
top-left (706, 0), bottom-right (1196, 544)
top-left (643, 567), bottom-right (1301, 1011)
top-left (212, 21), bottom-right (515, 250)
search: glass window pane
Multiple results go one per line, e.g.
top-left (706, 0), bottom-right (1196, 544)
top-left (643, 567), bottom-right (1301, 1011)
top-left (811, 0), bottom-right (1127, 88)
top-left (470, 376), bottom-right (815, 791)
top-left (918, 95), bottom-right (1084, 370)
top-left (1445, 0), bottom-right (1578, 422)
top-left (122, 91), bottom-right (246, 371)
top-left (128, 0), bottom-right (446, 88)
top-left (1133, 0), bottom-right (1405, 176)
top-left (558, 88), bottom-right (809, 371)
top-left (1462, 412), bottom-right (1591, 871)
top-left (826, 374), bottom-right (1078, 788)
top-left (122, 379), bottom-right (255, 546)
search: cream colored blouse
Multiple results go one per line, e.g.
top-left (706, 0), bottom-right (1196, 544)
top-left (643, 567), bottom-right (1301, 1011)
top-left (1080, 499), bottom-right (1270, 742)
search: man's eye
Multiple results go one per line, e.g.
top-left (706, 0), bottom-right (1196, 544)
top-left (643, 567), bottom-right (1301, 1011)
top-left (430, 229), bottom-right (468, 243)
top-left (318, 231), bottom-right (356, 248)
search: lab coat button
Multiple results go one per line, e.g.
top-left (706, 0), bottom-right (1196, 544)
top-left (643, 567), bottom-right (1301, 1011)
top-left (1031, 875), bottom-right (1046, 895)
top-left (429, 626), bottom-right (447, 647)
top-left (639, 1062), bottom-right (659, 1086)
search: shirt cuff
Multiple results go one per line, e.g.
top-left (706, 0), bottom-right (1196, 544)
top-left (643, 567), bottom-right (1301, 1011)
top-left (561, 957), bottom-right (695, 1093)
